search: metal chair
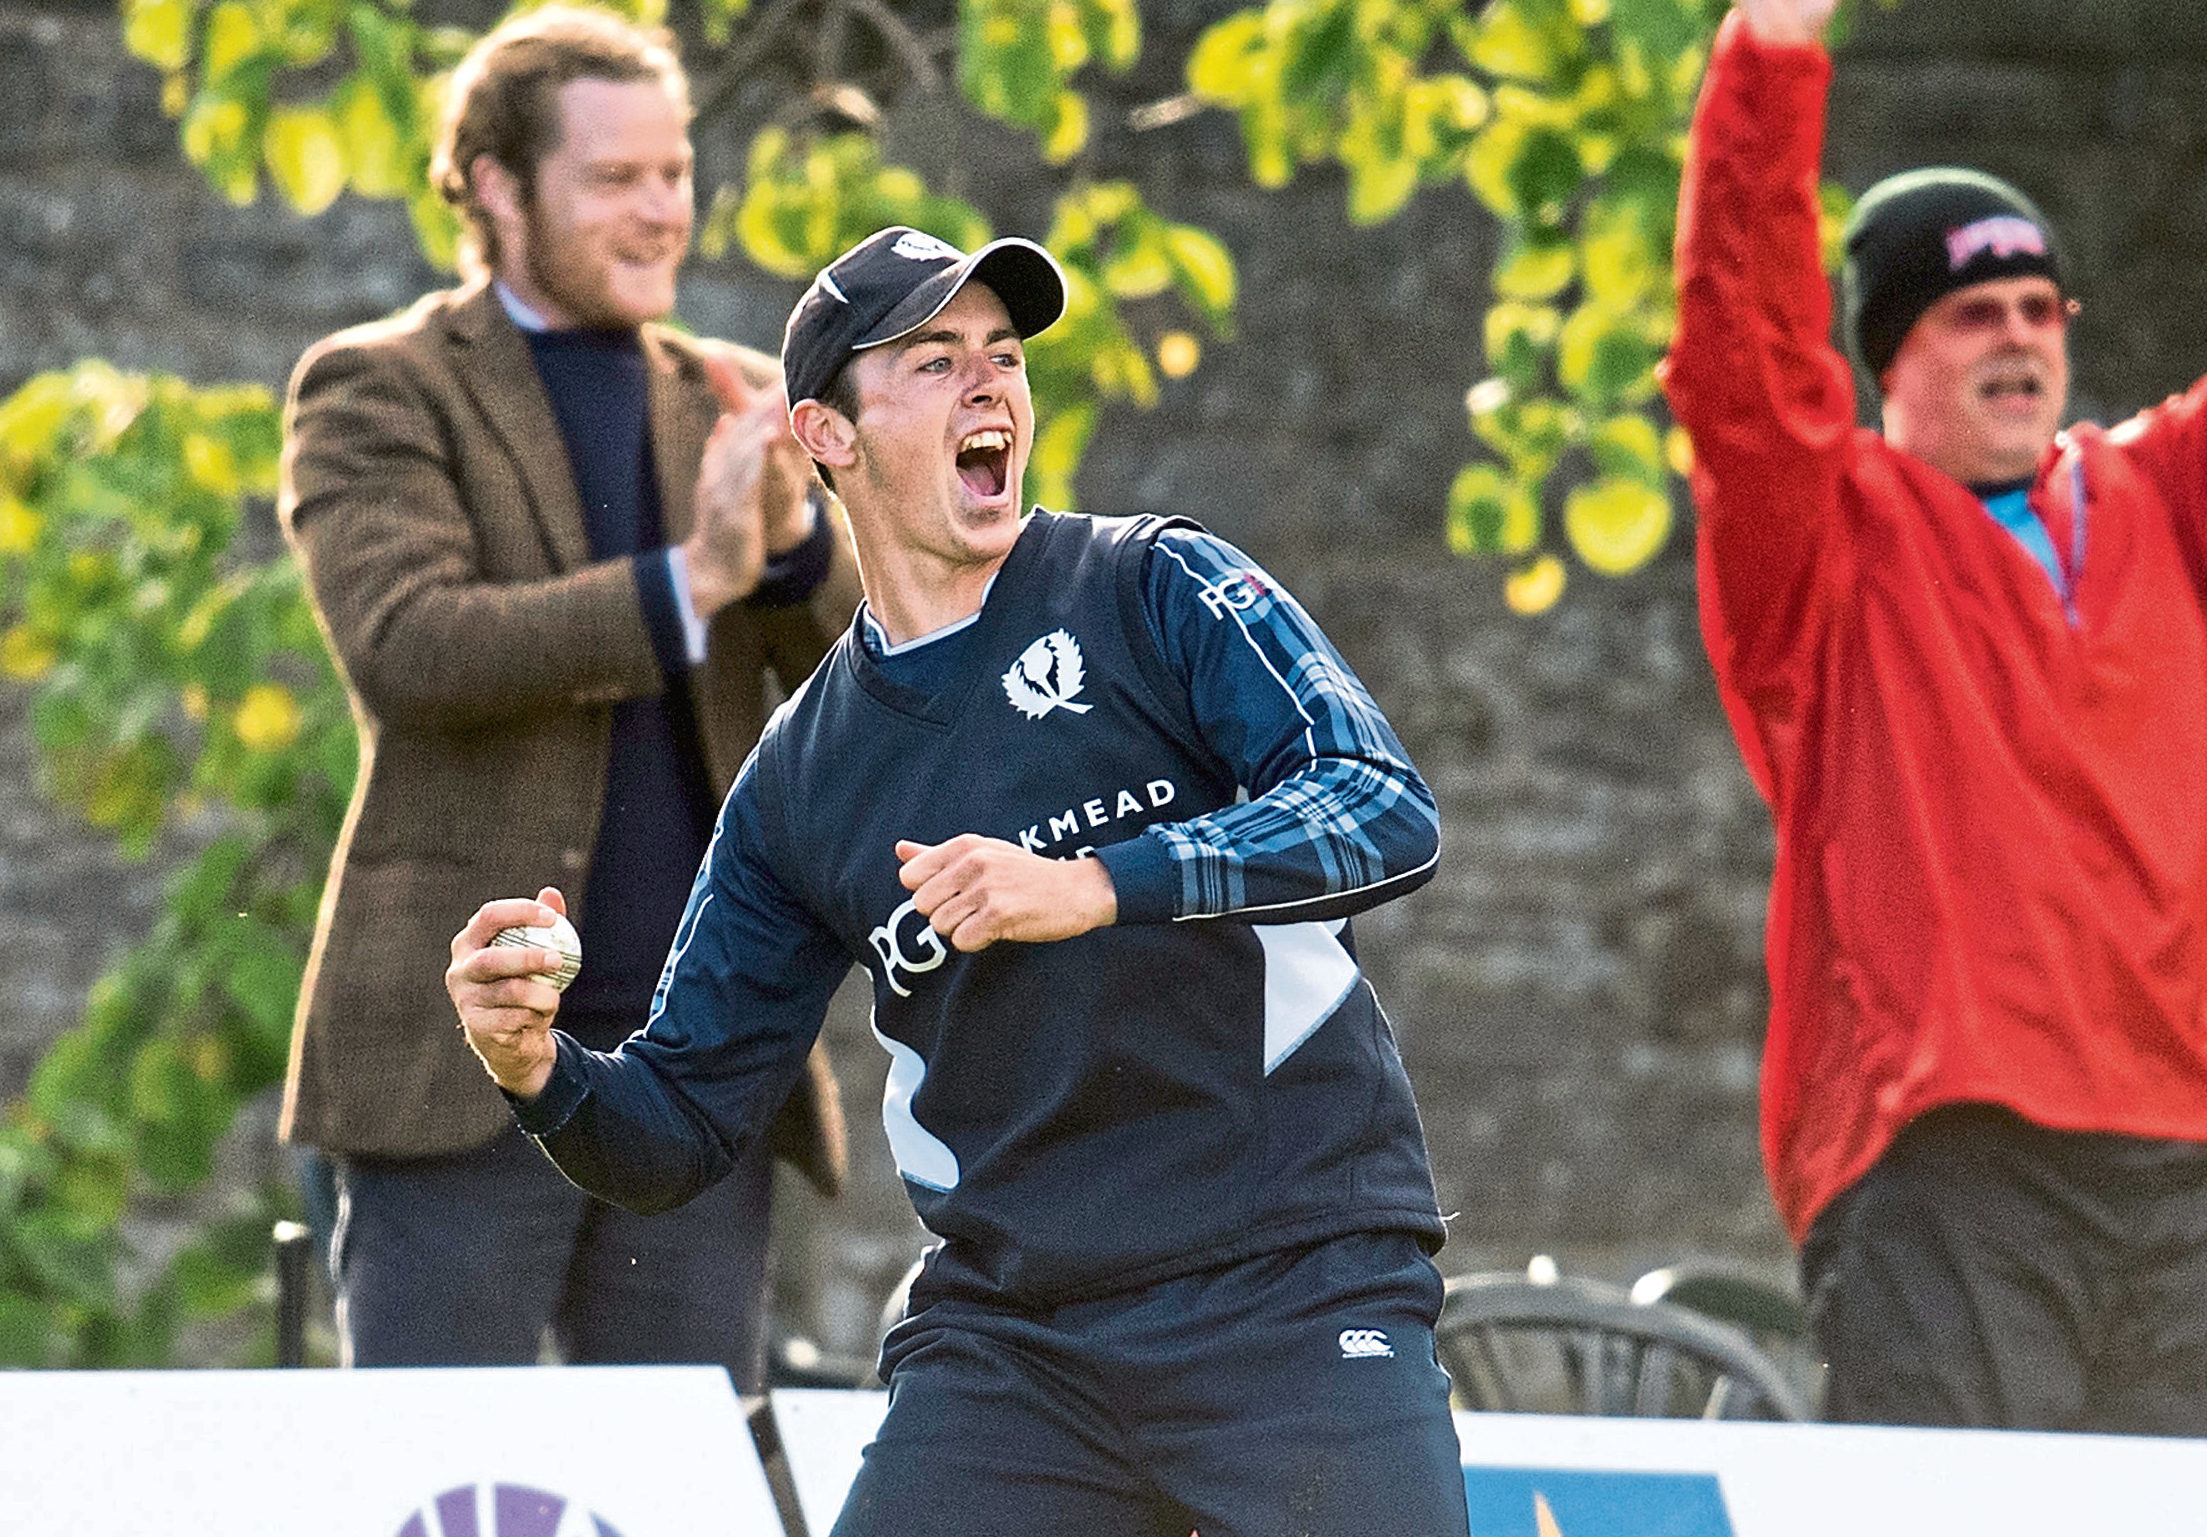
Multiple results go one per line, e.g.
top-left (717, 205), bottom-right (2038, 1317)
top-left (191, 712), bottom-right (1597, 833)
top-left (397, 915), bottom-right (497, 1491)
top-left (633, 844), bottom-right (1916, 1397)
top-left (1630, 1263), bottom-right (1807, 1341)
top-left (1631, 1261), bottom-right (1823, 1414)
top-left (1436, 1269), bottom-right (1812, 1421)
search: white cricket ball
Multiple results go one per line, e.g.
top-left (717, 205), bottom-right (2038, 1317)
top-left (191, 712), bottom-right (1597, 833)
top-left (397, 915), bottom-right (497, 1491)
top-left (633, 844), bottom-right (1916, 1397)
top-left (490, 912), bottom-right (583, 992)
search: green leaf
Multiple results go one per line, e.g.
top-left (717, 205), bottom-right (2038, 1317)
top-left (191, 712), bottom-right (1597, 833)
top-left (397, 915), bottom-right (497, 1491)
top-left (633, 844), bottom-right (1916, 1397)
top-left (0, 360), bottom-right (350, 1364)
top-left (1186, 11), bottom-right (1267, 104)
top-left (1464, 119), bottom-right (1527, 216)
top-left (1028, 401), bottom-right (1094, 512)
top-left (1581, 207), bottom-right (1659, 306)
top-left (11, 1210), bottom-right (118, 1308)
top-left (1084, 0), bottom-right (1140, 70)
top-left (1163, 224), bottom-right (1237, 326)
top-left (1508, 125), bottom-right (1584, 221)
top-left (1447, 462), bottom-right (1540, 555)
top-left (1280, 1), bottom-right (1357, 103)
top-left (962, 0), bottom-right (1059, 129)
top-left (1472, 395), bottom-right (1575, 483)
top-left (407, 183), bottom-right (459, 272)
top-left (1348, 153), bottom-right (1419, 224)
top-left (1493, 236), bottom-right (1575, 300)
top-left (1609, 0), bottom-right (1701, 57)
top-left (1819, 181), bottom-right (1855, 275)
top-left (1564, 475), bottom-right (1673, 574)
top-left (130, 1037), bottom-right (233, 1190)
top-left (1588, 411), bottom-right (1665, 481)
top-left (123, 0), bottom-right (192, 71)
top-left (171, 1204), bottom-right (288, 1320)
top-left (201, 0), bottom-right (259, 82)
top-left (1484, 301), bottom-right (1562, 386)
top-left (0, 1291), bottom-right (62, 1368)
top-left (335, 76), bottom-right (408, 198)
top-left (1558, 300), bottom-right (1659, 407)
top-left (265, 103), bottom-right (348, 216)
top-left (1469, 1), bottom-right (1564, 81)
top-left (1041, 90), bottom-right (1089, 163)
top-left (180, 90), bottom-right (251, 171)
top-left (1101, 225), bottom-right (1174, 299)
top-left (219, 918), bottom-right (305, 1053)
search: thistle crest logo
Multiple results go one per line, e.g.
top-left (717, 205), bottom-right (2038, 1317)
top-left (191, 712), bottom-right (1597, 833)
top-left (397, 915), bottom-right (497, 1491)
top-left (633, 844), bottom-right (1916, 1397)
top-left (1003, 629), bottom-right (1094, 718)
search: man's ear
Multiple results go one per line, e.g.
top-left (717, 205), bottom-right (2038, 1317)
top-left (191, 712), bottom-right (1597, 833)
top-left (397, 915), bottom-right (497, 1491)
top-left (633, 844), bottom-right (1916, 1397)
top-left (471, 153), bottom-right (524, 237)
top-left (791, 398), bottom-right (857, 469)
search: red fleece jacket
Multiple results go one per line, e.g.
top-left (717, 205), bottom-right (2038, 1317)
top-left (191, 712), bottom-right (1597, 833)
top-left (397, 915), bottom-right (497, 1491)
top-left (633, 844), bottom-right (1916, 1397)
top-left (1666, 13), bottom-right (2207, 1241)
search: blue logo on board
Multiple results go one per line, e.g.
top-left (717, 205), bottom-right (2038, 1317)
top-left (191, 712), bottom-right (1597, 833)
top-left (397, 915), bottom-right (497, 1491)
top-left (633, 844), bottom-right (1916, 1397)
top-left (1463, 1467), bottom-right (1735, 1537)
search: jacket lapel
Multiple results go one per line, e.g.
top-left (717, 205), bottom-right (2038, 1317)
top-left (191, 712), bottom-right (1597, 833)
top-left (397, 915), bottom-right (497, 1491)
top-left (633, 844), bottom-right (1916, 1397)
top-left (442, 282), bottom-right (593, 569)
top-left (644, 326), bottom-right (711, 545)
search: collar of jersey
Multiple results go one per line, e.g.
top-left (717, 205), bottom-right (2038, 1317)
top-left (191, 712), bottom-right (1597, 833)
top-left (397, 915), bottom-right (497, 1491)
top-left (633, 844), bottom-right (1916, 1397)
top-left (860, 577), bottom-right (995, 659)
top-left (843, 510), bottom-right (1054, 727)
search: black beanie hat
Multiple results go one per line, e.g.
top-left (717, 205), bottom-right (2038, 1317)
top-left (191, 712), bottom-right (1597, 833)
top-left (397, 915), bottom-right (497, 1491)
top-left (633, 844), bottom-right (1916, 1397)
top-left (1841, 167), bottom-right (2066, 383)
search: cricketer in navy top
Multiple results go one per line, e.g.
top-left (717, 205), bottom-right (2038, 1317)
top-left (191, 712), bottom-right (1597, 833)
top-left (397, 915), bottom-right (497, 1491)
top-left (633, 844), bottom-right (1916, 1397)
top-left (448, 224), bottom-right (1468, 1537)
top-left (516, 508), bottom-right (1444, 1304)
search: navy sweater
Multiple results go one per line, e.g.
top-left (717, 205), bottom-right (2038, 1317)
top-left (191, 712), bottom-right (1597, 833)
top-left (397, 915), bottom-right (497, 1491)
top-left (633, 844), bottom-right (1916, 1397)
top-left (520, 513), bottom-right (1445, 1307)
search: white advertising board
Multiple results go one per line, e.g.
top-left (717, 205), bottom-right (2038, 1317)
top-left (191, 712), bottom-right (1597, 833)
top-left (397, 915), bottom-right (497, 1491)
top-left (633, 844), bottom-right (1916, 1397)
top-left (0, 1366), bottom-right (781, 1537)
top-left (772, 1387), bottom-right (888, 1533)
top-left (770, 1388), bottom-right (2207, 1536)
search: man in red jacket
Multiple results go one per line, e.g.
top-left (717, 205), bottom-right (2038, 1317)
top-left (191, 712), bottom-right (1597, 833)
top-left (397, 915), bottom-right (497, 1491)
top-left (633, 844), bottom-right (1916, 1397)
top-left (1667, 0), bottom-right (2207, 1432)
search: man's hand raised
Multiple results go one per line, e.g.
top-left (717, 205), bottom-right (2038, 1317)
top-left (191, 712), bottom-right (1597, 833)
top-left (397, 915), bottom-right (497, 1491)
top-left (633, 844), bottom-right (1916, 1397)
top-left (1737, 0), bottom-right (1838, 45)
top-left (896, 836), bottom-right (1119, 952)
top-left (447, 887), bottom-right (570, 1101)
top-left (683, 344), bottom-right (816, 619)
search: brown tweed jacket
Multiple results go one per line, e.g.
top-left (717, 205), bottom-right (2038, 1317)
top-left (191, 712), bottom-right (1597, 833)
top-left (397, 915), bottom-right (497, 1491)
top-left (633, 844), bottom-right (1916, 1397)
top-left (276, 279), bottom-right (857, 1195)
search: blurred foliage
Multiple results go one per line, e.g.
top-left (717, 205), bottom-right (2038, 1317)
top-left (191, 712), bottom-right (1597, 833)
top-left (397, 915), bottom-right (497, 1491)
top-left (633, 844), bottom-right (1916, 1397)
top-left (0, 363), bottom-right (349, 1364)
top-left (1191, 0), bottom-right (1859, 608)
top-left (704, 131), bottom-right (1233, 508)
top-left (114, 0), bottom-right (1872, 609)
top-left (124, 0), bottom-right (1230, 514)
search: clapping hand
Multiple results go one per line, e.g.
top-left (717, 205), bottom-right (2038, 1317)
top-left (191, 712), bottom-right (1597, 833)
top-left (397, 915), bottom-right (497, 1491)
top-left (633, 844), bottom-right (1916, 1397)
top-left (683, 345), bottom-right (815, 618)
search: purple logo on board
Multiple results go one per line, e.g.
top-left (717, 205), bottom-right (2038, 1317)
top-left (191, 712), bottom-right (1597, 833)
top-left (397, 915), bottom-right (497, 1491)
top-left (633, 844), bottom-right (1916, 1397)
top-left (395, 1484), bottom-right (625, 1537)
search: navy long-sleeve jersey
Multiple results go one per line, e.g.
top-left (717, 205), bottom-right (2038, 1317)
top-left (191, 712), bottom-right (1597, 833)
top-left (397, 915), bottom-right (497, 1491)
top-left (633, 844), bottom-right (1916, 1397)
top-left (515, 512), bottom-right (1445, 1307)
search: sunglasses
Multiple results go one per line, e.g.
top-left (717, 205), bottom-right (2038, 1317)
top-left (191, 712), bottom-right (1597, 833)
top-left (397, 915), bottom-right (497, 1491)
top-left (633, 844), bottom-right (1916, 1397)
top-left (1940, 291), bottom-right (2080, 333)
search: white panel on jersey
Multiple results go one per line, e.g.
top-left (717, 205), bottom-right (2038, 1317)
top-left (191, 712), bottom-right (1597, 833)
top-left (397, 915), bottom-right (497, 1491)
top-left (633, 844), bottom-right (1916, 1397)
top-left (871, 1015), bottom-right (962, 1191)
top-left (1257, 919), bottom-right (1361, 1075)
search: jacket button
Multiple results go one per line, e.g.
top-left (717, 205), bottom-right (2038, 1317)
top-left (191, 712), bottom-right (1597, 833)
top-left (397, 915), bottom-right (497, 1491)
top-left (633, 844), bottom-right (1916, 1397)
top-left (560, 848), bottom-right (586, 871)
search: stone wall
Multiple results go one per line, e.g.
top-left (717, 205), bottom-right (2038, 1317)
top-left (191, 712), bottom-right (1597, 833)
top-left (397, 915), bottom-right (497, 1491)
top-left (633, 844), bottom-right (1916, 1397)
top-left (2, 0), bottom-right (2198, 1359)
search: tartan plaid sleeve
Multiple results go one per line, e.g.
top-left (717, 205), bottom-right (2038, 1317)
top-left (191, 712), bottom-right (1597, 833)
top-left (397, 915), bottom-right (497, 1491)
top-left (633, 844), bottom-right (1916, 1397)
top-left (1093, 525), bottom-right (1439, 924)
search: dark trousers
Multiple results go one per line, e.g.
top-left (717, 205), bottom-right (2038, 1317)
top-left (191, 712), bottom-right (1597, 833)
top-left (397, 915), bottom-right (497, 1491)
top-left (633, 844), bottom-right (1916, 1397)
top-left (332, 1123), bottom-right (775, 1391)
top-left (1802, 1103), bottom-right (2207, 1434)
top-left (832, 1230), bottom-right (1469, 1537)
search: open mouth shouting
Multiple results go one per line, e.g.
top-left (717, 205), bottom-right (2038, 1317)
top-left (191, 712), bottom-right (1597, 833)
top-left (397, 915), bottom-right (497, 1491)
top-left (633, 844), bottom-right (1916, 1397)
top-left (957, 428), bottom-right (1014, 500)
top-left (1978, 358), bottom-right (2048, 415)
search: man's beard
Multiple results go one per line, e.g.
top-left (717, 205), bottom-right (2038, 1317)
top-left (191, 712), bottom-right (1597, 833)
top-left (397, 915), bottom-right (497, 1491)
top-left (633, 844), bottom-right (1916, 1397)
top-left (518, 196), bottom-right (663, 330)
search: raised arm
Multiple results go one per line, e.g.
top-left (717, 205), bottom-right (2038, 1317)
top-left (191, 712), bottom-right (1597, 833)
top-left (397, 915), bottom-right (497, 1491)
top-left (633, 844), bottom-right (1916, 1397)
top-left (1664, 4), bottom-right (1857, 702)
top-left (1737, 0), bottom-right (1838, 46)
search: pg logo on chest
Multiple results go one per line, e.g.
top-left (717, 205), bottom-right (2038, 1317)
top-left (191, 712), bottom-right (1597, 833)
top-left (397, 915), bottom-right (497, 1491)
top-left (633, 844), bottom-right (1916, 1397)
top-left (869, 897), bottom-right (948, 998)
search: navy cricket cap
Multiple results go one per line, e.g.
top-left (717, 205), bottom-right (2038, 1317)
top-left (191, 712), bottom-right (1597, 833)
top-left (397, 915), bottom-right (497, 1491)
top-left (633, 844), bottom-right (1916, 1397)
top-left (781, 226), bottom-right (1067, 407)
top-left (1842, 167), bottom-right (2067, 383)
